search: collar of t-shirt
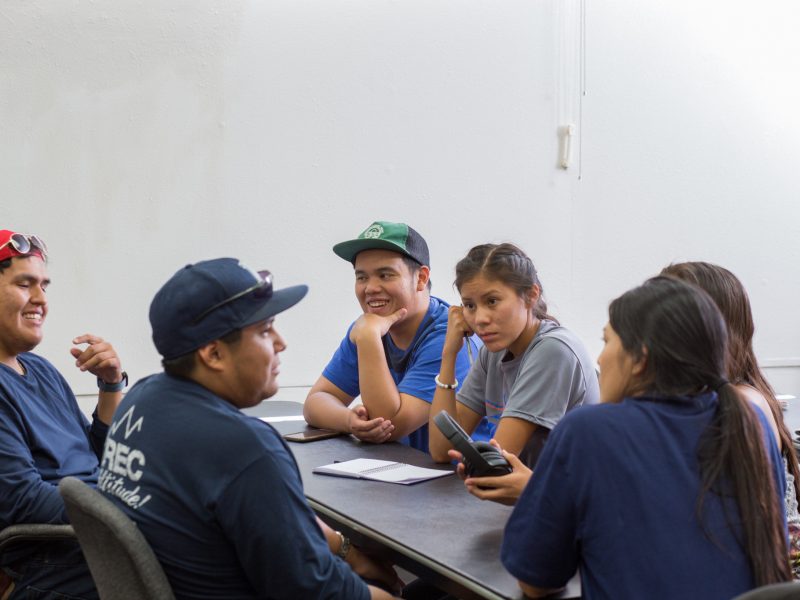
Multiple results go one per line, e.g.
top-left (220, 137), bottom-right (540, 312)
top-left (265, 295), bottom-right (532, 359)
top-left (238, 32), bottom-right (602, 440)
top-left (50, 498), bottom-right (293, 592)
top-left (383, 297), bottom-right (446, 375)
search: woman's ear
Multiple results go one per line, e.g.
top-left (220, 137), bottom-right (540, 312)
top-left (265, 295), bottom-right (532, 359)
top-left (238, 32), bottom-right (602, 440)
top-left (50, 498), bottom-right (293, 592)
top-left (622, 347), bottom-right (649, 398)
top-left (526, 284), bottom-right (542, 308)
top-left (631, 346), bottom-right (648, 377)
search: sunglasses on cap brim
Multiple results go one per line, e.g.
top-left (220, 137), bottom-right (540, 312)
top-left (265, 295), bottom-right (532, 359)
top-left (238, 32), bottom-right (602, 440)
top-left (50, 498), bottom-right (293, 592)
top-left (0, 233), bottom-right (48, 260)
top-left (192, 270), bottom-right (273, 324)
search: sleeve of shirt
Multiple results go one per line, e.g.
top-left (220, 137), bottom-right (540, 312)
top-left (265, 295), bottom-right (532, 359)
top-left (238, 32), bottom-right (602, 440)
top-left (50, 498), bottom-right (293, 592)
top-left (502, 337), bottom-right (585, 430)
top-left (0, 396), bottom-right (68, 527)
top-left (501, 419), bottom-right (581, 588)
top-left (88, 410), bottom-right (110, 459)
top-left (321, 323), bottom-right (361, 398)
top-left (397, 327), bottom-right (472, 403)
top-left (455, 345), bottom-right (489, 417)
top-left (49, 366), bottom-right (103, 459)
top-left (216, 452), bottom-right (370, 600)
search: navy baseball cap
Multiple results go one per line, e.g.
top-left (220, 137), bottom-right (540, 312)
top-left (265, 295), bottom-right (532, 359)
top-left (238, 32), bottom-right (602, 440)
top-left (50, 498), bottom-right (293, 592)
top-left (150, 258), bottom-right (308, 360)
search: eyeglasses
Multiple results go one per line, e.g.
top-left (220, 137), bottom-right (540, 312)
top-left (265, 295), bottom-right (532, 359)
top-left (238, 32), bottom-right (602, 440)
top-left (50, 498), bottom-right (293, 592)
top-left (192, 270), bottom-right (273, 324)
top-left (0, 233), bottom-right (48, 260)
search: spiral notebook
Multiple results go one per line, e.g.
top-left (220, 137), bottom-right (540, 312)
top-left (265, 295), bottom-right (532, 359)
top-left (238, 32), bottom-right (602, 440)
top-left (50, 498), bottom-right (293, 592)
top-left (313, 458), bottom-right (453, 485)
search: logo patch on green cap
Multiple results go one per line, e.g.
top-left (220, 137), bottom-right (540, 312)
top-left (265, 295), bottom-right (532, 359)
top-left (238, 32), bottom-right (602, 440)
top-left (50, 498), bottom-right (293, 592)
top-left (362, 224), bottom-right (385, 239)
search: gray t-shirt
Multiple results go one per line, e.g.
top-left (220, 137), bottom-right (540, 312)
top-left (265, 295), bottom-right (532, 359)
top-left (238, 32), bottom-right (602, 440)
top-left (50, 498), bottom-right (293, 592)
top-left (456, 319), bottom-right (600, 466)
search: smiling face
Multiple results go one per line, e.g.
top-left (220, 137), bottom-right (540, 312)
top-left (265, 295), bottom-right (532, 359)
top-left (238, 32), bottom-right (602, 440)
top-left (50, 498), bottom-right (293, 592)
top-left (0, 256), bottom-right (49, 368)
top-left (223, 318), bottom-right (286, 409)
top-left (353, 249), bottom-right (428, 320)
top-left (459, 274), bottom-right (538, 357)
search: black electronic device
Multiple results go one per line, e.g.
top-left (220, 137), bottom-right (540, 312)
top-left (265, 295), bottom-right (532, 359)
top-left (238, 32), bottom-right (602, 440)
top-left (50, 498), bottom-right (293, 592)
top-left (433, 410), bottom-right (512, 478)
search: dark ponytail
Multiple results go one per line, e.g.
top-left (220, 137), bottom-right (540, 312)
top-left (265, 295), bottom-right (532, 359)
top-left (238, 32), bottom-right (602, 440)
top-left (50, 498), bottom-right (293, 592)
top-left (454, 243), bottom-right (557, 323)
top-left (697, 382), bottom-right (790, 586)
top-left (609, 276), bottom-right (790, 586)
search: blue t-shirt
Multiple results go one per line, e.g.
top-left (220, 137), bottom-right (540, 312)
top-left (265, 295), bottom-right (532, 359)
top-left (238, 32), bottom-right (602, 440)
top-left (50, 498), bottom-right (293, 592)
top-left (99, 373), bottom-right (369, 600)
top-left (501, 393), bottom-right (787, 600)
top-left (0, 353), bottom-right (105, 529)
top-left (322, 296), bottom-right (488, 452)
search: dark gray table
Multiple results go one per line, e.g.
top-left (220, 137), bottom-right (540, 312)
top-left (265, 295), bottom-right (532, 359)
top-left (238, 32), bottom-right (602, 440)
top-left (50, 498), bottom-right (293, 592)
top-left (246, 399), bottom-right (581, 600)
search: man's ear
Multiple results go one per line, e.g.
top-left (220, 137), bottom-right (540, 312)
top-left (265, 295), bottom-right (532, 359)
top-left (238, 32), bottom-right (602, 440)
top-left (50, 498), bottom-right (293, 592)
top-left (416, 265), bottom-right (431, 291)
top-left (195, 340), bottom-right (227, 373)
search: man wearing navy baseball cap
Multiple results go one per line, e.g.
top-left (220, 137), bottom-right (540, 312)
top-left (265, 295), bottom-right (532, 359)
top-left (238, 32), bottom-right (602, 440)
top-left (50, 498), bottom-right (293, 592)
top-left (98, 258), bottom-right (398, 599)
top-left (0, 229), bottom-right (125, 600)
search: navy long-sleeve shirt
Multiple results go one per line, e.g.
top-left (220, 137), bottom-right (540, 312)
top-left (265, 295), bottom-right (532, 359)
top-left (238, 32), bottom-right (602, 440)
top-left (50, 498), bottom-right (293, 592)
top-left (0, 352), bottom-right (106, 529)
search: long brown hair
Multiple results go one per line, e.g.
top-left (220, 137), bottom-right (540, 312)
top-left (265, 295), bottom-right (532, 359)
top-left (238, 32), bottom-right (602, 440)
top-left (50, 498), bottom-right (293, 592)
top-left (609, 276), bottom-right (790, 586)
top-left (661, 261), bottom-right (800, 502)
top-left (454, 243), bottom-right (557, 323)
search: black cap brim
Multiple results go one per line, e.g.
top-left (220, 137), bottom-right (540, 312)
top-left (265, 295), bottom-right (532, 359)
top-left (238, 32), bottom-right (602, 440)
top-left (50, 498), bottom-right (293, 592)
top-left (240, 284), bottom-right (308, 329)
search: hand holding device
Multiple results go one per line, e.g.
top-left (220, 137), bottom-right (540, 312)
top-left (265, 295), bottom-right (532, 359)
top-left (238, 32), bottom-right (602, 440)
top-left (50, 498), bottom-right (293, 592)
top-left (433, 410), bottom-right (512, 478)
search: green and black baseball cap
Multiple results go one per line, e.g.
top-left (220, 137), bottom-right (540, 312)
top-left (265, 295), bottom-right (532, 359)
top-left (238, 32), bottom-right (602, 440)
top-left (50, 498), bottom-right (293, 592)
top-left (332, 221), bottom-right (430, 266)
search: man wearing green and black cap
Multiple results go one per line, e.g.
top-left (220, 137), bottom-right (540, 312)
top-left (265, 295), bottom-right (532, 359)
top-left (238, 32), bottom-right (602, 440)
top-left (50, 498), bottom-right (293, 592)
top-left (304, 221), bottom-right (479, 453)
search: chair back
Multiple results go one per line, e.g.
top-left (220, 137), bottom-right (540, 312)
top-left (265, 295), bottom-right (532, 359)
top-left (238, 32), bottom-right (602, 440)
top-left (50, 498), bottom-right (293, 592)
top-left (58, 477), bottom-right (175, 600)
top-left (0, 523), bottom-right (75, 552)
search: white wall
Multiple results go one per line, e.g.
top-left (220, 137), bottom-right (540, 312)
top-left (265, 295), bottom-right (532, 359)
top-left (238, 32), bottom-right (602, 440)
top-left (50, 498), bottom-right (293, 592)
top-left (3, 0), bottom-right (799, 397)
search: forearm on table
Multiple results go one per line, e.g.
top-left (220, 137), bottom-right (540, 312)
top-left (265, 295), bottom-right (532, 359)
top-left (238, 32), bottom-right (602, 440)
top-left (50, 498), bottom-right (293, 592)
top-left (355, 336), bottom-right (402, 419)
top-left (382, 393), bottom-right (431, 441)
top-left (304, 392), bottom-right (354, 432)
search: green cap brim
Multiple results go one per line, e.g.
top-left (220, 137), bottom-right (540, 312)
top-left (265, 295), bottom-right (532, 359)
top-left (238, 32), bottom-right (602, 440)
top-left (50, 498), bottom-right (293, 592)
top-left (332, 238), bottom-right (414, 264)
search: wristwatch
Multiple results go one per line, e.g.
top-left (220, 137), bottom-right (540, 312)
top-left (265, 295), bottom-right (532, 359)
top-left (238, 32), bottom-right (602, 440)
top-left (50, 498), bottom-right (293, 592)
top-left (97, 371), bottom-right (128, 393)
top-left (335, 530), bottom-right (351, 559)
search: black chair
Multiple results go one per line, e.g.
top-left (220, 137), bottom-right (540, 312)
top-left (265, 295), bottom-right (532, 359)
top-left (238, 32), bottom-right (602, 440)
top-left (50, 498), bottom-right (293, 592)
top-left (0, 523), bottom-right (76, 552)
top-left (733, 582), bottom-right (800, 600)
top-left (58, 477), bottom-right (175, 600)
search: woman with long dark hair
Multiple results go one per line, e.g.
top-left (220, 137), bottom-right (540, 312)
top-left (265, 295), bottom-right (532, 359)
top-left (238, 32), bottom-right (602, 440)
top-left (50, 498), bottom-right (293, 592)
top-left (501, 277), bottom-right (790, 599)
top-left (662, 261), bottom-right (800, 578)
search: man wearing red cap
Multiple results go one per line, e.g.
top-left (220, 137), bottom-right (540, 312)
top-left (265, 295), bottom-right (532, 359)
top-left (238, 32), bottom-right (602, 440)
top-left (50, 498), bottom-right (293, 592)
top-left (0, 230), bottom-right (126, 600)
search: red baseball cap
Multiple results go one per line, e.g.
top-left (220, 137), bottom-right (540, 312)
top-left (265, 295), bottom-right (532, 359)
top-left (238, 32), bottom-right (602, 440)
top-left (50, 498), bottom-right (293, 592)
top-left (0, 230), bottom-right (48, 262)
